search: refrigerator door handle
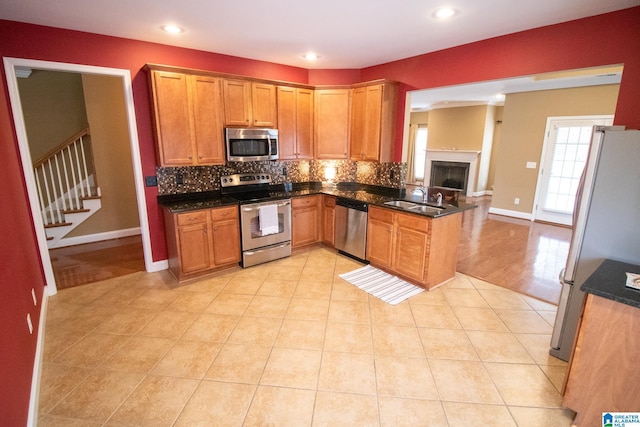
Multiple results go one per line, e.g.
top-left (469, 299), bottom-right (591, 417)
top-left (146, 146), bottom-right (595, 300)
top-left (551, 269), bottom-right (572, 349)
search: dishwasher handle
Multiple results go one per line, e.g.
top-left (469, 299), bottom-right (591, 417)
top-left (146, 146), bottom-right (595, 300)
top-left (336, 197), bottom-right (367, 212)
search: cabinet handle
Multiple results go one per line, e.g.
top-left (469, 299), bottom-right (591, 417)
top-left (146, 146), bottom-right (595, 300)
top-left (214, 226), bottom-right (218, 231)
top-left (188, 155), bottom-right (192, 160)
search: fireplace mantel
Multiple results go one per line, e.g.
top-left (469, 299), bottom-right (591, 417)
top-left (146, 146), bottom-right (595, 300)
top-left (425, 150), bottom-right (480, 197)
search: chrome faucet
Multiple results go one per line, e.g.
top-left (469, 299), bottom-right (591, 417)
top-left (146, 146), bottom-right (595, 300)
top-left (436, 192), bottom-right (443, 207)
top-left (416, 186), bottom-right (428, 203)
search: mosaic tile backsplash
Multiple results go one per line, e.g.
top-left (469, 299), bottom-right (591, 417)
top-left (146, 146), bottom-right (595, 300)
top-left (157, 160), bottom-right (406, 195)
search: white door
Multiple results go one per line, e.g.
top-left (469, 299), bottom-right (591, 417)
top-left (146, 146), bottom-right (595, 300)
top-left (534, 116), bottom-right (613, 226)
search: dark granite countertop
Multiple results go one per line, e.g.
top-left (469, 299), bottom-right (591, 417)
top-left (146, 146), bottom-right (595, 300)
top-left (158, 182), bottom-right (477, 218)
top-left (581, 259), bottom-right (640, 309)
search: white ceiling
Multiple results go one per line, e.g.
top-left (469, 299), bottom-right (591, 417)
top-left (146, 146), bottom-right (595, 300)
top-left (1, 0), bottom-right (638, 70)
top-left (410, 66), bottom-right (624, 111)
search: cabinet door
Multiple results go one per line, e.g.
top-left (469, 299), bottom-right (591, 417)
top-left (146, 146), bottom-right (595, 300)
top-left (293, 207), bottom-right (318, 248)
top-left (349, 86), bottom-right (367, 160)
top-left (366, 218), bottom-right (393, 268)
top-left (223, 79), bottom-right (252, 126)
top-left (151, 71), bottom-right (194, 166)
top-left (350, 84), bottom-right (383, 161)
top-left (361, 84), bottom-right (383, 161)
top-left (212, 219), bottom-right (241, 265)
top-left (190, 75), bottom-right (225, 164)
top-left (393, 224), bottom-right (428, 282)
top-left (276, 86), bottom-right (297, 160)
top-left (292, 196), bottom-right (319, 248)
top-left (252, 83), bottom-right (277, 127)
top-left (177, 222), bottom-right (211, 274)
top-left (315, 89), bottom-right (350, 159)
top-left (296, 88), bottom-right (314, 159)
top-left (322, 196), bottom-right (336, 246)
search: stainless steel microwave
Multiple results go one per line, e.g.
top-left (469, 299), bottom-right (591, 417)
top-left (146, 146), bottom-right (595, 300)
top-left (225, 128), bottom-right (278, 162)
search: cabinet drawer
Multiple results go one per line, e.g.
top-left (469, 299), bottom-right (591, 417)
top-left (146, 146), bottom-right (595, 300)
top-left (292, 196), bottom-right (318, 209)
top-left (324, 196), bottom-right (336, 208)
top-left (396, 211), bottom-right (430, 233)
top-left (177, 210), bottom-right (207, 226)
top-left (210, 205), bottom-right (238, 221)
top-left (368, 206), bottom-right (393, 223)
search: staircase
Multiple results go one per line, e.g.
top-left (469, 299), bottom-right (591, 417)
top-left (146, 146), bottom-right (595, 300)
top-left (33, 128), bottom-right (102, 248)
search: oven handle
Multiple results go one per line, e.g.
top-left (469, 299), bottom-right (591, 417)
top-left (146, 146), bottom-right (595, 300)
top-left (242, 200), bottom-right (291, 211)
top-left (244, 242), bottom-right (291, 256)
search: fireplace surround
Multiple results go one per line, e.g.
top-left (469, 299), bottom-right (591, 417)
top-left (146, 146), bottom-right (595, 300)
top-left (424, 150), bottom-right (480, 197)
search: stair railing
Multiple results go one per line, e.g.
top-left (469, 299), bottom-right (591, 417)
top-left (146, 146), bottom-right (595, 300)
top-left (32, 128), bottom-right (97, 226)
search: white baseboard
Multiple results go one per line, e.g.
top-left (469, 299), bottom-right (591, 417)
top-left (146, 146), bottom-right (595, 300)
top-left (55, 227), bottom-right (141, 248)
top-left (27, 291), bottom-right (48, 427)
top-left (147, 259), bottom-right (169, 273)
top-left (488, 206), bottom-right (532, 220)
top-left (472, 190), bottom-right (493, 197)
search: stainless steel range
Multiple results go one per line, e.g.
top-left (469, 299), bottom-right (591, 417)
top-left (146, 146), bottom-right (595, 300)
top-left (221, 173), bottom-right (291, 267)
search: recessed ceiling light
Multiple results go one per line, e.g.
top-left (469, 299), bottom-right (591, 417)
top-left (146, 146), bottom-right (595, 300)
top-left (433, 7), bottom-right (458, 19)
top-left (162, 24), bottom-right (184, 34)
top-left (303, 53), bottom-right (318, 61)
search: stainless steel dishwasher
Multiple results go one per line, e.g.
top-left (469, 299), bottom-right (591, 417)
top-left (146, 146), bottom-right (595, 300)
top-left (334, 197), bottom-right (368, 262)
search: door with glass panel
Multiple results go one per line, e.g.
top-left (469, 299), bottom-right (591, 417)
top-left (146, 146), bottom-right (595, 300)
top-left (534, 116), bottom-right (612, 225)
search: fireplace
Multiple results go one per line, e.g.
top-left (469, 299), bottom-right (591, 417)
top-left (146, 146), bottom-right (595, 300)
top-left (430, 161), bottom-right (470, 193)
top-left (425, 150), bottom-right (480, 197)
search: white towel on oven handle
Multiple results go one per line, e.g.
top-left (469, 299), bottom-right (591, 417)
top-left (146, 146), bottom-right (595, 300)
top-left (258, 204), bottom-right (279, 236)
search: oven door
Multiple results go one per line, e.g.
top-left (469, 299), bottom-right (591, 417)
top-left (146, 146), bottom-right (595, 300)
top-left (240, 199), bottom-right (291, 251)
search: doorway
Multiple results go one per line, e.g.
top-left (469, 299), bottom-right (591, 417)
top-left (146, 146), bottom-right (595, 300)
top-left (3, 57), bottom-right (160, 295)
top-left (533, 115), bottom-right (613, 226)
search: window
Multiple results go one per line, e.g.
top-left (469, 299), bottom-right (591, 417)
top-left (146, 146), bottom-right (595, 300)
top-left (413, 127), bottom-right (428, 182)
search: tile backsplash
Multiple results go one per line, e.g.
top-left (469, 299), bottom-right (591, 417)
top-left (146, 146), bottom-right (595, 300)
top-left (156, 160), bottom-right (406, 195)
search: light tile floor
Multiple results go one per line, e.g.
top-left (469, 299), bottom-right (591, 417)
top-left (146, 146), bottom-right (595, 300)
top-left (38, 247), bottom-right (576, 426)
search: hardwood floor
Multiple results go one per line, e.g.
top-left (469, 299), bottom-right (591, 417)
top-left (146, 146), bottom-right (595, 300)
top-left (49, 235), bottom-right (145, 290)
top-left (49, 197), bottom-right (571, 303)
top-left (457, 196), bottom-right (571, 304)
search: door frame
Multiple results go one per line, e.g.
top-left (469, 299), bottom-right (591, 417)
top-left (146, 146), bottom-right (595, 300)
top-left (532, 114), bottom-right (613, 225)
top-left (3, 57), bottom-right (166, 296)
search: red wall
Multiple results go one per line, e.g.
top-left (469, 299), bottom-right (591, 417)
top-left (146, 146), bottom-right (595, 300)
top-left (361, 7), bottom-right (640, 160)
top-left (0, 7), bottom-right (639, 424)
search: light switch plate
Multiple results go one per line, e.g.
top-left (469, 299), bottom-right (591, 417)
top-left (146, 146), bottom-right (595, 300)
top-left (526, 162), bottom-right (537, 169)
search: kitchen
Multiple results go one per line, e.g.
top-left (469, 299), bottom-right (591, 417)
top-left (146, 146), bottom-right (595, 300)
top-left (1, 3), bottom-right (640, 426)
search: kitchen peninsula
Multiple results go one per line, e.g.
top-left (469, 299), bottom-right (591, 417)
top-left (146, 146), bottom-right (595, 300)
top-left (159, 182), bottom-right (475, 288)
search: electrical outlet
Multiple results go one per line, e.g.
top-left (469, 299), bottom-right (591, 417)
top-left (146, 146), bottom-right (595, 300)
top-left (514, 198), bottom-right (520, 205)
top-left (175, 174), bottom-right (184, 185)
top-left (282, 167), bottom-right (287, 176)
top-left (526, 162), bottom-right (537, 169)
top-left (145, 176), bottom-right (158, 187)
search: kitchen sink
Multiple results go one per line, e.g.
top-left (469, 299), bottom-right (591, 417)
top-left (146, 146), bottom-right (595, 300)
top-left (411, 205), bottom-right (445, 214)
top-left (384, 200), bottom-right (418, 209)
top-left (383, 200), bottom-right (446, 215)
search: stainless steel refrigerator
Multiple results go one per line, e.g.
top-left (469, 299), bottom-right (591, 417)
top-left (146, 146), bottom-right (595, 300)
top-left (550, 126), bottom-right (640, 361)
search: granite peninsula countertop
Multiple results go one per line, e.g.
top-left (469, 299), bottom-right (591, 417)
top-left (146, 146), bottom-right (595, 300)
top-left (581, 259), bottom-right (640, 309)
top-left (158, 183), bottom-right (477, 218)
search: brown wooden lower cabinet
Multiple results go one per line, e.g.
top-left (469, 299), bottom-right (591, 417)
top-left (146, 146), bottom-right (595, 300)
top-left (292, 195), bottom-right (320, 248)
top-left (164, 205), bottom-right (240, 281)
top-left (322, 195), bottom-right (336, 247)
top-left (366, 205), bottom-right (462, 289)
top-left (563, 294), bottom-right (640, 426)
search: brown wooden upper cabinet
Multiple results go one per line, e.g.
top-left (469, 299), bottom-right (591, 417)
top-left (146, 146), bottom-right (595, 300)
top-left (314, 88), bottom-right (351, 159)
top-left (277, 86), bottom-right (314, 160)
top-left (149, 69), bottom-right (225, 166)
top-left (223, 78), bottom-right (277, 128)
top-left (350, 82), bottom-right (397, 163)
